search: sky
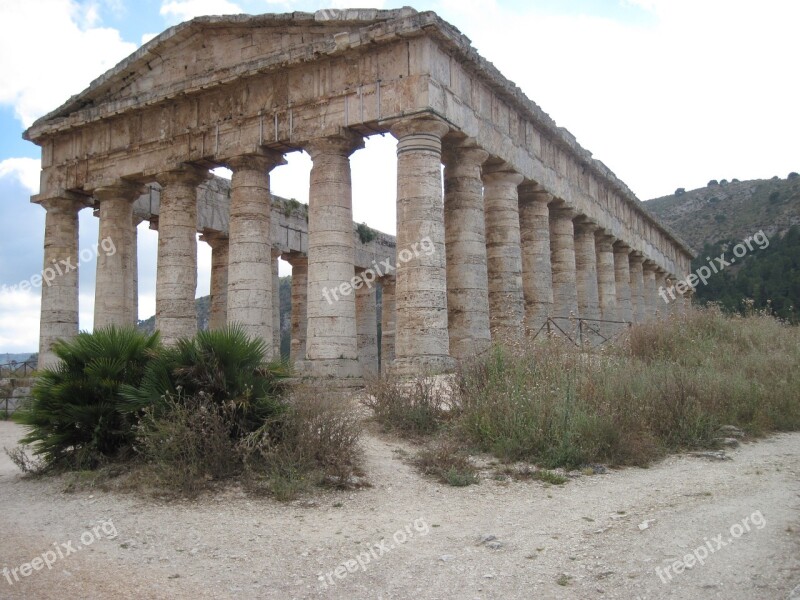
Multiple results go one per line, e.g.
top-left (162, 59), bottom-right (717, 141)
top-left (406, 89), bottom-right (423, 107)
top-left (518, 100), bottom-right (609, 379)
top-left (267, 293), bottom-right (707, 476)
top-left (0, 0), bottom-right (798, 354)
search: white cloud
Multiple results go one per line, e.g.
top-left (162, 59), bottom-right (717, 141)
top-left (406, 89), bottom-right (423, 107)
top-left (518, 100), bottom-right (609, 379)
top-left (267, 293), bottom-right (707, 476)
top-left (160, 0), bottom-right (243, 22)
top-left (0, 0), bottom-right (136, 128)
top-left (0, 288), bottom-right (40, 353)
top-left (0, 158), bottom-right (41, 194)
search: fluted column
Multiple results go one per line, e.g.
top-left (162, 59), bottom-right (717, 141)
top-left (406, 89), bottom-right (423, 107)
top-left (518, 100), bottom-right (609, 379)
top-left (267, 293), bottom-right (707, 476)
top-left (37, 196), bottom-right (83, 369)
top-left (93, 182), bottom-right (142, 329)
top-left (654, 269), bottom-right (669, 320)
top-left (380, 276), bottom-right (396, 374)
top-left (595, 231), bottom-right (618, 324)
top-left (225, 152), bottom-right (284, 354)
top-left (613, 243), bottom-right (633, 323)
top-left (305, 131), bottom-right (363, 378)
top-left (355, 272), bottom-right (379, 378)
top-left (201, 231), bottom-right (229, 330)
top-left (391, 116), bottom-right (453, 374)
top-left (155, 165), bottom-right (208, 345)
top-left (286, 255), bottom-right (308, 366)
top-left (549, 203), bottom-right (579, 320)
top-left (272, 249), bottom-right (281, 359)
top-left (573, 218), bottom-right (601, 322)
top-left (442, 141), bottom-right (491, 359)
top-left (629, 253), bottom-right (646, 324)
top-left (519, 185), bottom-right (554, 334)
top-left (483, 163), bottom-right (525, 343)
top-left (643, 261), bottom-right (658, 322)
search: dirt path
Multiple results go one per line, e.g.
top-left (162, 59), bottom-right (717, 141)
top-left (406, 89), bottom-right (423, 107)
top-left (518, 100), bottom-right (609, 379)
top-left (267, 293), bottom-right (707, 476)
top-left (1, 420), bottom-right (799, 599)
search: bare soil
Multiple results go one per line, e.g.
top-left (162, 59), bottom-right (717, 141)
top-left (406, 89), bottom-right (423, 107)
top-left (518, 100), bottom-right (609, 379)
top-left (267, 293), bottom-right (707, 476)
top-left (1, 420), bottom-right (798, 599)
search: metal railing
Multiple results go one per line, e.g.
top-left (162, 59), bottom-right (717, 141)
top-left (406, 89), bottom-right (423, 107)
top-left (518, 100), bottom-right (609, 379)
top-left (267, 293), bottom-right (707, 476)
top-left (0, 359), bottom-right (37, 378)
top-left (530, 317), bottom-right (632, 348)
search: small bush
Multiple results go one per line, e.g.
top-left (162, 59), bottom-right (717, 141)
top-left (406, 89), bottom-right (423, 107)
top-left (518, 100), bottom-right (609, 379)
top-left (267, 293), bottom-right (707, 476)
top-left (413, 440), bottom-right (478, 486)
top-left (363, 375), bottom-right (454, 436)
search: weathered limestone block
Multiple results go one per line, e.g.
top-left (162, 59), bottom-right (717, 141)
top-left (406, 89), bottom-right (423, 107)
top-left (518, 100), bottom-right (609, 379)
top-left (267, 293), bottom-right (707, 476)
top-left (155, 164), bottom-right (209, 346)
top-left (573, 217), bottom-right (601, 322)
top-left (442, 141), bottom-right (491, 359)
top-left (37, 197), bottom-right (82, 369)
top-left (355, 272), bottom-right (379, 378)
top-left (613, 242), bottom-right (634, 324)
top-left (305, 131), bottom-right (363, 378)
top-left (629, 252), bottom-right (646, 324)
top-left (483, 163), bottom-right (526, 344)
top-left (519, 185), bottom-right (554, 334)
top-left (549, 203), bottom-right (579, 321)
top-left (380, 276), bottom-right (396, 374)
top-left (225, 152), bottom-right (283, 355)
top-left (93, 182), bottom-right (142, 329)
top-left (201, 231), bottom-right (229, 330)
top-left (390, 116), bottom-right (454, 374)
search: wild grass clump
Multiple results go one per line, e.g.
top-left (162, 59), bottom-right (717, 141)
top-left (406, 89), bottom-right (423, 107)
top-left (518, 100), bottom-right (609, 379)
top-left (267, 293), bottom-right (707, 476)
top-left (363, 374), bottom-right (454, 436)
top-left (454, 307), bottom-right (800, 469)
top-left (413, 439), bottom-right (478, 486)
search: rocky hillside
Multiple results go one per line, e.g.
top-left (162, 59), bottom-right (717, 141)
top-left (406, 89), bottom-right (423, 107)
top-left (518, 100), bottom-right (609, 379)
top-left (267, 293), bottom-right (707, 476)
top-left (646, 173), bottom-right (800, 252)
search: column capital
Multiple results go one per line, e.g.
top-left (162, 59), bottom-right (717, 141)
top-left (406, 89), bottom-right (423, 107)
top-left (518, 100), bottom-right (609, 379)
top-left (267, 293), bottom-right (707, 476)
top-left (442, 138), bottom-right (489, 169)
top-left (37, 195), bottom-right (84, 213)
top-left (199, 230), bottom-right (228, 248)
top-left (305, 129), bottom-right (364, 160)
top-left (93, 181), bottom-right (145, 203)
top-left (629, 251), bottom-right (645, 264)
top-left (155, 164), bottom-right (210, 188)
top-left (518, 182), bottom-right (552, 204)
top-left (548, 200), bottom-right (576, 219)
top-left (283, 252), bottom-right (308, 268)
top-left (482, 162), bottom-right (524, 186)
top-left (642, 259), bottom-right (658, 273)
top-left (573, 215), bottom-right (599, 233)
top-left (225, 149), bottom-right (286, 173)
top-left (271, 247), bottom-right (282, 260)
top-left (390, 114), bottom-right (450, 141)
top-left (613, 241), bottom-right (632, 254)
top-left (595, 231), bottom-right (617, 251)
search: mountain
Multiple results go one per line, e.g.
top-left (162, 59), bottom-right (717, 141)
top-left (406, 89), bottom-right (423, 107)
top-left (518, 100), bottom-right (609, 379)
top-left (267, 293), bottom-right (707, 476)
top-left (0, 353), bottom-right (36, 365)
top-left (646, 173), bottom-right (800, 252)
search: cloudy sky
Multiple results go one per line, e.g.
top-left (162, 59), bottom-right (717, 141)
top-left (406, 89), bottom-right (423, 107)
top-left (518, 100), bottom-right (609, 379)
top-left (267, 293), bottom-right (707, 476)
top-left (0, 0), bottom-right (798, 354)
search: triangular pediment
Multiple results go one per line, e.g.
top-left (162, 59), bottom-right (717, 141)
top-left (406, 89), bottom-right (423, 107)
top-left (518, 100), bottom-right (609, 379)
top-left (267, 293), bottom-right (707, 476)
top-left (25, 7), bottom-right (424, 138)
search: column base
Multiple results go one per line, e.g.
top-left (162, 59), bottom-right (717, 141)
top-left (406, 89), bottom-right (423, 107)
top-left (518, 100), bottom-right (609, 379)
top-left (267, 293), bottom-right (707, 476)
top-left (390, 355), bottom-right (457, 376)
top-left (300, 357), bottom-right (363, 382)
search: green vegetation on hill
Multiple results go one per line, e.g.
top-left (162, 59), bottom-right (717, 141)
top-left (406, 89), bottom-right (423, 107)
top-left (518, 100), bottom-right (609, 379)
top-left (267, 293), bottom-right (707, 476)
top-left (692, 226), bottom-right (800, 323)
top-left (647, 173), bottom-right (800, 253)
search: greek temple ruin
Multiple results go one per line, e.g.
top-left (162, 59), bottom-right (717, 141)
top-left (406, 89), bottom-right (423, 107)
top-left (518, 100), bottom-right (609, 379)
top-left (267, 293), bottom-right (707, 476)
top-left (23, 7), bottom-right (694, 378)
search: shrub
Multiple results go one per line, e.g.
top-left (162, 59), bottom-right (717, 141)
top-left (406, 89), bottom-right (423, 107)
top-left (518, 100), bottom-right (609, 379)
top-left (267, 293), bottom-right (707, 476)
top-left (413, 439), bottom-right (478, 486)
top-left (363, 374), bottom-right (454, 436)
top-left (674, 187), bottom-right (686, 195)
top-left (707, 179), bottom-right (719, 186)
top-left (13, 327), bottom-right (160, 470)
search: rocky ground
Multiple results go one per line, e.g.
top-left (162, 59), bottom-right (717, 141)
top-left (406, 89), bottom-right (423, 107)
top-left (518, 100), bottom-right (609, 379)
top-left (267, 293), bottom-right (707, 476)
top-left (1, 419), bottom-right (799, 599)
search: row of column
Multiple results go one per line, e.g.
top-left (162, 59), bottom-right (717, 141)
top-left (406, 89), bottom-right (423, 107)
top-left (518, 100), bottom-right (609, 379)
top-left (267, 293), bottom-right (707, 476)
top-left (37, 114), bottom-right (688, 372)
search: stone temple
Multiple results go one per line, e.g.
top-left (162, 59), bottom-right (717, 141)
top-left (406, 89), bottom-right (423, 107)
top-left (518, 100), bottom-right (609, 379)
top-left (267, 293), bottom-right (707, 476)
top-left (23, 7), bottom-right (694, 378)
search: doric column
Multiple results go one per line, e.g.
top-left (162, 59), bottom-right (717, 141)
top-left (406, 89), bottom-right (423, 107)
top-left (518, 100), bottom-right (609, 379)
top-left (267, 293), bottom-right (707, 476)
top-left (272, 249), bottom-right (281, 359)
top-left (37, 196), bottom-right (83, 369)
top-left (201, 231), bottom-right (229, 331)
top-left (130, 216), bottom-right (143, 323)
top-left (594, 231), bottom-right (618, 324)
top-left (573, 217), bottom-right (601, 322)
top-left (285, 255), bottom-right (308, 366)
top-left (442, 140), bottom-right (491, 359)
top-left (305, 131), bottom-right (363, 378)
top-left (613, 243), bottom-right (634, 323)
top-left (643, 261), bottom-right (658, 322)
top-left (483, 163), bottom-right (525, 343)
top-left (93, 182), bottom-right (142, 329)
top-left (549, 203), bottom-right (579, 320)
top-left (355, 271), bottom-right (379, 378)
top-left (154, 165), bottom-right (209, 346)
top-left (380, 276), bottom-right (396, 374)
top-left (629, 253), bottom-right (646, 324)
top-left (519, 185), bottom-right (554, 334)
top-left (225, 152), bottom-right (284, 355)
top-left (666, 276), bottom-right (681, 318)
top-left (390, 116), bottom-right (453, 374)
top-left (654, 269), bottom-right (669, 320)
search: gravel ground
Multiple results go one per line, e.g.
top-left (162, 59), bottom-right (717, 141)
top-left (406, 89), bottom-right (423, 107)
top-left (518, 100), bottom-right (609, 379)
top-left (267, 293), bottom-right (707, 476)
top-left (1, 420), bottom-right (799, 599)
